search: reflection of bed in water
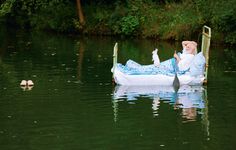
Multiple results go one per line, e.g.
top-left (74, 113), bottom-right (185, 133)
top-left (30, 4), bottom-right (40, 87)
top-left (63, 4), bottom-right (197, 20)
top-left (112, 85), bottom-right (209, 126)
top-left (112, 85), bottom-right (210, 138)
top-left (113, 85), bottom-right (205, 109)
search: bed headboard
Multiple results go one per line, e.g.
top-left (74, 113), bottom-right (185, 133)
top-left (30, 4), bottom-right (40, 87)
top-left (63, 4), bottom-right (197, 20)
top-left (201, 26), bottom-right (211, 84)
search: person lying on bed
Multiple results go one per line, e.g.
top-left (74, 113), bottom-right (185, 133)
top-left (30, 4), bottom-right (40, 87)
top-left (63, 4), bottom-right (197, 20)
top-left (117, 41), bottom-right (198, 75)
top-left (173, 41), bottom-right (198, 72)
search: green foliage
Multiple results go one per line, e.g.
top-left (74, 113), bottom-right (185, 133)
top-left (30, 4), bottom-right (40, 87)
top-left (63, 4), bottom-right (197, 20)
top-left (120, 15), bottom-right (140, 35)
top-left (209, 0), bottom-right (236, 44)
top-left (225, 31), bottom-right (236, 44)
top-left (193, 0), bottom-right (236, 44)
top-left (108, 0), bottom-right (146, 35)
top-left (0, 0), bottom-right (76, 32)
top-left (0, 0), bottom-right (15, 16)
top-left (73, 4), bottom-right (113, 35)
top-left (29, 1), bottom-right (76, 32)
top-left (1, 0), bottom-right (236, 44)
top-left (157, 2), bottom-right (204, 40)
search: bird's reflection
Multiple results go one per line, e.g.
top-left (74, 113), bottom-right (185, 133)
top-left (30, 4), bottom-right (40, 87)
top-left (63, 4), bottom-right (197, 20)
top-left (112, 85), bottom-right (209, 126)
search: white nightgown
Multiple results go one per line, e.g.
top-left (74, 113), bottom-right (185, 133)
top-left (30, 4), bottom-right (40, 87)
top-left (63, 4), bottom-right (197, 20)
top-left (178, 53), bottom-right (195, 72)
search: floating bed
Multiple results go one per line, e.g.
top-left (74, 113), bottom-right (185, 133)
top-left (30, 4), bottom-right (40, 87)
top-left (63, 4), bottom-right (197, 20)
top-left (112, 26), bottom-right (211, 86)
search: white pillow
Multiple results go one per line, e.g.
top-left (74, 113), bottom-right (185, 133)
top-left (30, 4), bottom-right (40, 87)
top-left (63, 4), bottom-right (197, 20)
top-left (189, 52), bottom-right (206, 76)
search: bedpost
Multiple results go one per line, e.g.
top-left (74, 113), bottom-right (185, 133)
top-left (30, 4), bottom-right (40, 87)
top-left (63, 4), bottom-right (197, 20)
top-left (112, 43), bottom-right (118, 79)
top-left (201, 26), bottom-right (211, 84)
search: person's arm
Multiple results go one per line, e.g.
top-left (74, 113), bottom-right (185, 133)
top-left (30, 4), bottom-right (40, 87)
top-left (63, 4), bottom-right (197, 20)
top-left (178, 54), bottom-right (195, 71)
top-left (173, 51), bottom-right (181, 63)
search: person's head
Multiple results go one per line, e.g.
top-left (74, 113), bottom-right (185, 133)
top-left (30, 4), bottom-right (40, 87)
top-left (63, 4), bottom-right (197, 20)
top-left (185, 41), bottom-right (197, 55)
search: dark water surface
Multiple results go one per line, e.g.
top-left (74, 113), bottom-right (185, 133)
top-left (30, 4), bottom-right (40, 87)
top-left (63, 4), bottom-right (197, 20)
top-left (0, 26), bottom-right (235, 150)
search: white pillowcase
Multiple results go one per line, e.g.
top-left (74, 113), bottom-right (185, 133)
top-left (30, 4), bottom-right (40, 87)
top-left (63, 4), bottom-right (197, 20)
top-left (189, 52), bottom-right (206, 76)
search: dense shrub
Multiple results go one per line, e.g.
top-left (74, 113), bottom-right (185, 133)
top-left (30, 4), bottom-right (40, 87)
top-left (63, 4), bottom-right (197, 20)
top-left (120, 15), bottom-right (140, 35)
top-left (0, 0), bottom-right (236, 44)
top-left (29, 1), bottom-right (76, 32)
top-left (0, 0), bottom-right (76, 32)
top-left (210, 0), bottom-right (236, 44)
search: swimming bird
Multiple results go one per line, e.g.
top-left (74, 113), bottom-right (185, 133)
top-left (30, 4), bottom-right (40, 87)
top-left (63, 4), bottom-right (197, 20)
top-left (20, 80), bottom-right (34, 86)
top-left (20, 80), bottom-right (27, 86)
top-left (27, 80), bottom-right (34, 86)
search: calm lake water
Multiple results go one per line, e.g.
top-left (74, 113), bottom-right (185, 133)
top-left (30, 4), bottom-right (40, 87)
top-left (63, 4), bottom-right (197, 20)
top-left (0, 26), bottom-right (235, 150)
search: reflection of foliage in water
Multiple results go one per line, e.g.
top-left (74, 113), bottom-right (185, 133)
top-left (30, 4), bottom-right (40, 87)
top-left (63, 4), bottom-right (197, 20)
top-left (118, 40), bottom-right (182, 65)
top-left (223, 48), bottom-right (236, 72)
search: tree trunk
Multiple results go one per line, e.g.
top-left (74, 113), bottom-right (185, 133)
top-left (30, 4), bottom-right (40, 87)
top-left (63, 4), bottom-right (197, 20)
top-left (76, 0), bottom-right (85, 26)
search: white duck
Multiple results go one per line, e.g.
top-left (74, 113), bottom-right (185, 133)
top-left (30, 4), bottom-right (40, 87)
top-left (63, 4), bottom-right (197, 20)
top-left (20, 80), bottom-right (34, 86)
top-left (20, 80), bottom-right (27, 86)
top-left (27, 80), bottom-right (34, 86)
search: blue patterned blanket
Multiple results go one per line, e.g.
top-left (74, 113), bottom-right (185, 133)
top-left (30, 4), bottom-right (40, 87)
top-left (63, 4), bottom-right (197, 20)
top-left (116, 58), bottom-right (188, 76)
